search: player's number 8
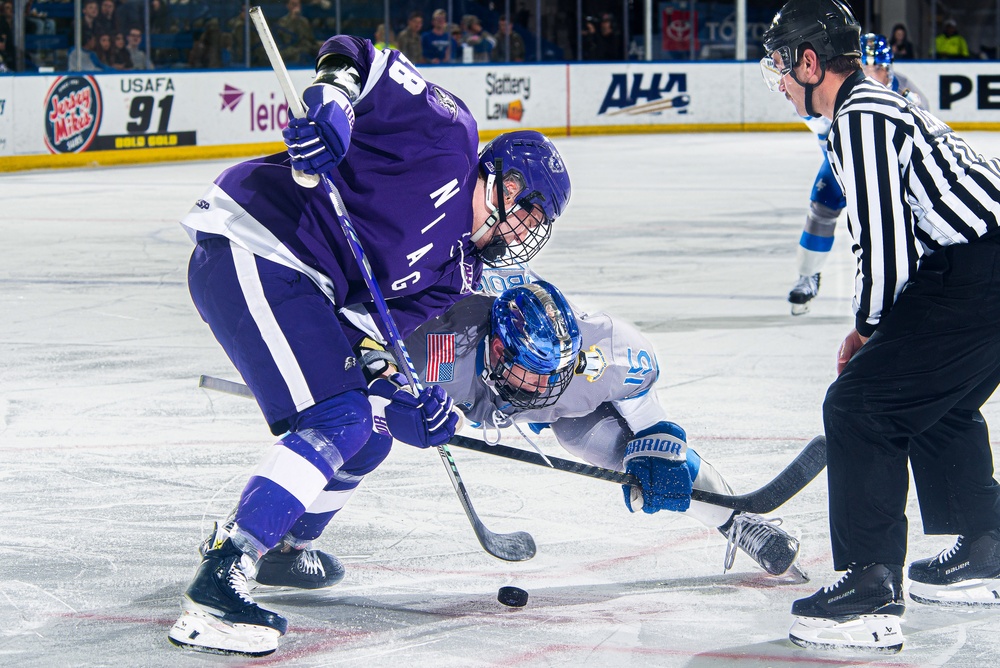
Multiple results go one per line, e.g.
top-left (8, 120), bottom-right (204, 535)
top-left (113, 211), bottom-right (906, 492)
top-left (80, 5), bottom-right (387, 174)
top-left (389, 56), bottom-right (426, 96)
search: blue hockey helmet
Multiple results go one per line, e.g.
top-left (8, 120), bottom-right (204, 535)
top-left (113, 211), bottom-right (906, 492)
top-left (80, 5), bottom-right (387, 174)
top-left (475, 131), bottom-right (571, 268)
top-left (488, 280), bottom-right (582, 410)
top-left (860, 33), bottom-right (892, 66)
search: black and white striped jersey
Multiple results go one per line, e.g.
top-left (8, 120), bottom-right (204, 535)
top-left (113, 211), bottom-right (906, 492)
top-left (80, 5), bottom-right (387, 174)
top-left (827, 70), bottom-right (1000, 336)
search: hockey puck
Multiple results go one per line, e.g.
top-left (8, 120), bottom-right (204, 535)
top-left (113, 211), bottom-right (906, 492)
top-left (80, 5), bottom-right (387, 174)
top-left (497, 586), bottom-right (529, 607)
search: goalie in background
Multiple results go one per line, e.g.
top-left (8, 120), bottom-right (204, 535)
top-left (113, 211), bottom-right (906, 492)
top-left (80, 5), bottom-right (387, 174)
top-left (403, 274), bottom-right (805, 580)
top-left (169, 33), bottom-right (572, 657)
top-left (783, 31), bottom-right (925, 316)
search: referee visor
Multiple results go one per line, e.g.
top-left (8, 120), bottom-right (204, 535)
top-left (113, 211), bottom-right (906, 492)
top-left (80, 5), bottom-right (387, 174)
top-left (760, 52), bottom-right (792, 92)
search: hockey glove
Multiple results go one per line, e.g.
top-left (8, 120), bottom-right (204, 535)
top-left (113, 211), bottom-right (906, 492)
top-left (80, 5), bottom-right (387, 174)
top-left (355, 337), bottom-right (397, 383)
top-left (282, 83), bottom-right (355, 176)
top-left (368, 373), bottom-right (459, 448)
top-left (622, 421), bottom-right (692, 513)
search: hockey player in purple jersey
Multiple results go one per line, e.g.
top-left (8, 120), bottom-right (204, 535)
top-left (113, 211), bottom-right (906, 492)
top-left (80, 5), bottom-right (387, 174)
top-left (168, 35), bottom-right (571, 657)
top-left (403, 275), bottom-right (804, 580)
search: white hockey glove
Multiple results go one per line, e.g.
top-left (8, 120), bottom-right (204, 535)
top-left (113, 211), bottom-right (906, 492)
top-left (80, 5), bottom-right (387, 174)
top-left (622, 421), bottom-right (692, 513)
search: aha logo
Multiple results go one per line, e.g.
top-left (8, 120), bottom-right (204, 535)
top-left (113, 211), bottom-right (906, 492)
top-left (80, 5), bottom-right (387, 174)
top-left (219, 83), bottom-right (289, 132)
top-left (599, 72), bottom-right (690, 116)
top-left (44, 75), bottom-right (102, 154)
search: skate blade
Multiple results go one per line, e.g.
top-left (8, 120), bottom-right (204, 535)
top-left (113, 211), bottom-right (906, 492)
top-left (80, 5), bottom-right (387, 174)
top-left (788, 614), bottom-right (903, 653)
top-left (772, 562), bottom-right (810, 583)
top-left (790, 302), bottom-right (811, 316)
top-left (909, 578), bottom-right (1000, 608)
top-left (168, 607), bottom-right (281, 657)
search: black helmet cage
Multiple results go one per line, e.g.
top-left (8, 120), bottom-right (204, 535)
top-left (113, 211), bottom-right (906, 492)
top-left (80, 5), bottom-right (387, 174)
top-left (479, 164), bottom-right (554, 267)
top-left (762, 0), bottom-right (861, 75)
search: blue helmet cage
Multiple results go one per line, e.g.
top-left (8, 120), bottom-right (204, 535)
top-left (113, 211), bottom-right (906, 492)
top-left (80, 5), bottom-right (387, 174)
top-left (860, 32), bottom-right (892, 67)
top-left (489, 280), bottom-right (582, 410)
top-left (477, 131), bottom-right (571, 268)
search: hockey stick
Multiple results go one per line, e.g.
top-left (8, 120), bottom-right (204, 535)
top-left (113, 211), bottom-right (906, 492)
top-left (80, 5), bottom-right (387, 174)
top-left (200, 376), bottom-right (826, 514)
top-left (247, 7), bottom-right (535, 563)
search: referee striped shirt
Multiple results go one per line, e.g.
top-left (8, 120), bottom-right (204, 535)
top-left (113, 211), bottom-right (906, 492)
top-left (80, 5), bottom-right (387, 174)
top-left (827, 69), bottom-right (1000, 336)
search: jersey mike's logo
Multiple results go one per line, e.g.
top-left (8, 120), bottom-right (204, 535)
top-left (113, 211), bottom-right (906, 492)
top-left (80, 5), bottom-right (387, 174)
top-left (43, 75), bottom-right (102, 153)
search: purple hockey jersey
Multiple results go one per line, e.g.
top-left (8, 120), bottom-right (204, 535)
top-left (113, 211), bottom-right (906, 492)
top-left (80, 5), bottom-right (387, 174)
top-left (181, 36), bottom-right (482, 339)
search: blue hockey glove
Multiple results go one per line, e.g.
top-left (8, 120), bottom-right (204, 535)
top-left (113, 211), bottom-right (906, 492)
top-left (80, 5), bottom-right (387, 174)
top-left (368, 373), bottom-right (459, 448)
top-left (622, 421), bottom-right (692, 513)
top-left (282, 83), bottom-right (355, 176)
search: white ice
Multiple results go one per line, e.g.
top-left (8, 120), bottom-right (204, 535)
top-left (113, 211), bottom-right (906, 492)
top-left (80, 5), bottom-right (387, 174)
top-left (4, 132), bottom-right (1000, 667)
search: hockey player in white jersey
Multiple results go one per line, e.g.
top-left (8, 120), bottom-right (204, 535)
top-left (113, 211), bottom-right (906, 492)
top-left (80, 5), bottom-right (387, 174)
top-left (784, 32), bottom-right (925, 315)
top-left (398, 274), bottom-right (804, 578)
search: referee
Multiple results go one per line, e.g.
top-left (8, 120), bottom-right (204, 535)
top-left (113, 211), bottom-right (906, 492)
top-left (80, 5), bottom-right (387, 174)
top-left (761, 0), bottom-right (1000, 653)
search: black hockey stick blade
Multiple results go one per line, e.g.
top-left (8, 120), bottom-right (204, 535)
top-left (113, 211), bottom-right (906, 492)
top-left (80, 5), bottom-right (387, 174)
top-left (197, 375), bottom-right (536, 561)
top-left (448, 434), bottom-right (827, 514)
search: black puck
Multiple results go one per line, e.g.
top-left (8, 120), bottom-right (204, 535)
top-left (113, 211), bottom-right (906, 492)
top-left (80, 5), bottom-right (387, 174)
top-left (497, 585), bottom-right (529, 607)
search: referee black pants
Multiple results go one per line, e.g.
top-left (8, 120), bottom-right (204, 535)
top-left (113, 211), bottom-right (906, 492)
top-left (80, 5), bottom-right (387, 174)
top-left (824, 238), bottom-right (1000, 570)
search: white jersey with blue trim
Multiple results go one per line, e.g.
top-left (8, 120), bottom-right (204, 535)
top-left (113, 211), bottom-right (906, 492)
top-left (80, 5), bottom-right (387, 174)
top-left (404, 287), bottom-right (665, 434)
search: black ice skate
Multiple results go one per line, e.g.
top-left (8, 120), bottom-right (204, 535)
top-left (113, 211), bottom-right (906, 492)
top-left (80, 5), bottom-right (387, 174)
top-left (788, 273), bottom-right (820, 315)
top-left (255, 543), bottom-right (346, 589)
top-left (789, 563), bottom-right (904, 653)
top-left (168, 538), bottom-right (288, 657)
top-left (722, 513), bottom-right (803, 578)
top-left (908, 528), bottom-right (1000, 607)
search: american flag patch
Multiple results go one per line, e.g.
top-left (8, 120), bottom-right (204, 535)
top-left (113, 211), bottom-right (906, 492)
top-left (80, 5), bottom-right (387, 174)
top-left (425, 333), bottom-right (455, 382)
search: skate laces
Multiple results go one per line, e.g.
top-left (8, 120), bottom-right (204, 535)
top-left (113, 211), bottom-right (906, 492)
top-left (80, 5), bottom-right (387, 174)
top-left (229, 555), bottom-right (256, 606)
top-left (821, 565), bottom-right (855, 593)
top-left (936, 536), bottom-right (965, 564)
top-left (723, 513), bottom-right (784, 572)
top-left (296, 550), bottom-right (326, 577)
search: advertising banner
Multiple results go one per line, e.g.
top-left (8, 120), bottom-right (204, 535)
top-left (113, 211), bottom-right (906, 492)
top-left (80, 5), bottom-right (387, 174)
top-left (0, 77), bottom-right (11, 157)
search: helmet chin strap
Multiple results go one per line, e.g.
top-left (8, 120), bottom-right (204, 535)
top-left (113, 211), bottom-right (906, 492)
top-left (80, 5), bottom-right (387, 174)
top-left (470, 158), bottom-right (507, 245)
top-left (792, 58), bottom-right (827, 119)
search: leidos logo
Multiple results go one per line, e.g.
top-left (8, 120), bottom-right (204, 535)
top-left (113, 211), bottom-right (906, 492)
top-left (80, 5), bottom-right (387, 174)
top-left (219, 84), bottom-right (289, 132)
top-left (44, 76), bottom-right (102, 153)
top-left (599, 72), bottom-right (690, 116)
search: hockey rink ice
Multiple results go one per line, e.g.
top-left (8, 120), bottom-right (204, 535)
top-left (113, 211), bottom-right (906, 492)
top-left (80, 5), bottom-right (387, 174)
top-left (6, 131), bottom-right (1000, 667)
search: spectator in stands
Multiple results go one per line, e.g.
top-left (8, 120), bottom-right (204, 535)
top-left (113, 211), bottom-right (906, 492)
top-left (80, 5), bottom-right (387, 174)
top-left (68, 32), bottom-right (109, 70)
top-left (94, 31), bottom-right (115, 67)
top-left (95, 0), bottom-right (119, 38)
top-left (81, 0), bottom-right (100, 44)
top-left (494, 15), bottom-right (524, 62)
top-left (460, 14), bottom-right (494, 63)
top-left (24, 0), bottom-right (55, 36)
top-left (109, 30), bottom-right (132, 69)
top-left (188, 18), bottom-right (223, 68)
top-left (422, 8), bottom-right (458, 64)
top-left (583, 13), bottom-right (621, 60)
top-left (149, 0), bottom-right (179, 66)
top-left (0, 2), bottom-right (13, 71)
top-left (126, 26), bottom-right (152, 69)
top-left (373, 23), bottom-right (396, 51)
top-left (276, 0), bottom-right (316, 66)
top-left (936, 18), bottom-right (970, 59)
top-left (396, 10), bottom-right (423, 64)
top-left (890, 23), bottom-right (915, 60)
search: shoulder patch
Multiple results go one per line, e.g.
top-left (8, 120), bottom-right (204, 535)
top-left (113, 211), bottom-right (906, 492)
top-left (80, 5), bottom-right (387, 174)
top-left (577, 345), bottom-right (607, 382)
top-left (432, 86), bottom-right (459, 120)
top-left (425, 332), bottom-right (456, 382)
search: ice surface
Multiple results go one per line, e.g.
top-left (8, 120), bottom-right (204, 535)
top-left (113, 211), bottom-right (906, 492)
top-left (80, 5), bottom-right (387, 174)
top-left (3, 132), bottom-right (1000, 666)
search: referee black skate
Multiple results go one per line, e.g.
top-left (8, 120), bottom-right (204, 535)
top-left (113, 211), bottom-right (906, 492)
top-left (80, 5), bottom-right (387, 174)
top-left (761, 0), bottom-right (1000, 652)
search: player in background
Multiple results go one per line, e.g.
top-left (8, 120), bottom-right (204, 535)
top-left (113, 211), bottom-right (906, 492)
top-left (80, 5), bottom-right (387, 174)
top-left (785, 32), bottom-right (925, 315)
top-left (168, 34), bottom-right (572, 657)
top-left (398, 272), bottom-right (803, 579)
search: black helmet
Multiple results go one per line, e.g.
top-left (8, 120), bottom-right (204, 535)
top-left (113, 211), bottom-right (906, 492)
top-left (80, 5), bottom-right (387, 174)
top-left (762, 0), bottom-right (861, 68)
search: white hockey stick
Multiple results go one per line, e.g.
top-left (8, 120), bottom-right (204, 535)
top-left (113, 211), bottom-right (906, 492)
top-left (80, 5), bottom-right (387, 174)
top-left (247, 8), bottom-right (535, 562)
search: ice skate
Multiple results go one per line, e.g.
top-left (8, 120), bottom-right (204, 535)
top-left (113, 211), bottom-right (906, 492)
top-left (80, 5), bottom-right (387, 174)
top-left (168, 537), bottom-right (287, 656)
top-left (722, 513), bottom-right (804, 578)
top-left (255, 542), bottom-right (346, 589)
top-left (788, 273), bottom-right (820, 315)
top-left (908, 529), bottom-right (1000, 607)
top-left (789, 563), bottom-right (904, 653)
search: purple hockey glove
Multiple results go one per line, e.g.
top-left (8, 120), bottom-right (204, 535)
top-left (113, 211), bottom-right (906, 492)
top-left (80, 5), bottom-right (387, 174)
top-left (282, 83), bottom-right (355, 176)
top-left (622, 421), bottom-right (692, 513)
top-left (368, 373), bottom-right (459, 448)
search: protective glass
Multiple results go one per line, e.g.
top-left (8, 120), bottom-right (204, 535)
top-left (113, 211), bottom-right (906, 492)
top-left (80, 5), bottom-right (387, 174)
top-left (759, 49), bottom-right (793, 92)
